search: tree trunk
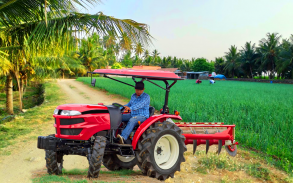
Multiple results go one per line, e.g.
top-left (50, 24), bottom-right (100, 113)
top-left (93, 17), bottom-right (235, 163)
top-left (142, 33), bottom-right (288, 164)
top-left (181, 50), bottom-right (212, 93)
top-left (250, 66), bottom-right (253, 79)
top-left (20, 78), bottom-right (24, 99)
top-left (5, 74), bottom-right (14, 115)
top-left (14, 71), bottom-right (23, 112)
top-left (23, 75), bottom-right (27, 94)
top-left (63, 71), bottom-right (64, 79)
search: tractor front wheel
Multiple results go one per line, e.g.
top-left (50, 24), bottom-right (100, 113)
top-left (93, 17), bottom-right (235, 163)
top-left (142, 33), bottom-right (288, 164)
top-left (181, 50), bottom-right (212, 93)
top-left (103, 154), bottom-right (137, 170)
top-left (136, 121), bottom-right (187, 180)
top-left (45, 150), bottom-right (63, 175)
top-left (88, 136), bottom-right (106, 178)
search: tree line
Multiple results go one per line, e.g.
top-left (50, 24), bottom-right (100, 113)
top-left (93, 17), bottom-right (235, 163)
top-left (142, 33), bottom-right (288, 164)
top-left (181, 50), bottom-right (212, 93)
top-left (215, 33), bottom-right (293, 79)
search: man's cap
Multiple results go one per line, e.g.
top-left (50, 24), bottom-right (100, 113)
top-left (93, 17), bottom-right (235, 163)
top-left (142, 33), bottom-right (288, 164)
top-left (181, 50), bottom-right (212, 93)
top-left (135, 82), bottom-right (144, 90)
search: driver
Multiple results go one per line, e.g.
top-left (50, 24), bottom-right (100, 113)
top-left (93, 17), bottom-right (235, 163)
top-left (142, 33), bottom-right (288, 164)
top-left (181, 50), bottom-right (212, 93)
top-left (116, 81), bottom-right (150, 144)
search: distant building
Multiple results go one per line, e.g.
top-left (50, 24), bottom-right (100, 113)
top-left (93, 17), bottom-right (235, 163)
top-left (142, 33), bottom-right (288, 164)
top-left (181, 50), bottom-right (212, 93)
top-left (186, 71), bottom-right (209, 79)
top-left (132, 66), bottom-right (161, 70)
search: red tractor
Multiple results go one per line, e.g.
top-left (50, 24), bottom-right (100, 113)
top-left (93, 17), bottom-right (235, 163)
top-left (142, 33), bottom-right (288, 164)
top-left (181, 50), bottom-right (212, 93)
top-left (37, 69), bottom-right (238, 180)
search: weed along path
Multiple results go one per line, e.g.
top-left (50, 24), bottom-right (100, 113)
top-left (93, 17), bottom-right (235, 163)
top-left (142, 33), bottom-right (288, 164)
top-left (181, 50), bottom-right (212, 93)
top-left (0, 79), bottom-right (291, 183)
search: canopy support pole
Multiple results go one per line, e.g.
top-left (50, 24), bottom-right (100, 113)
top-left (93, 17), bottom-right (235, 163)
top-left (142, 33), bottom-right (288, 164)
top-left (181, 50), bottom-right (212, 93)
top-left (104, 75), bottom-right (135, 88)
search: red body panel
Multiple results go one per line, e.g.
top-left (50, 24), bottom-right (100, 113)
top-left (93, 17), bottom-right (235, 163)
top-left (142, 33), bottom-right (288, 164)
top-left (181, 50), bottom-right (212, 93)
top-left (131, 114), bottom-right (182, 149)
top-left (183, 127), bottom-right (234, 140)
top-left (56, 104), bottom-right (108, 112)
top-left (54, 104), bottom-right (110, 140)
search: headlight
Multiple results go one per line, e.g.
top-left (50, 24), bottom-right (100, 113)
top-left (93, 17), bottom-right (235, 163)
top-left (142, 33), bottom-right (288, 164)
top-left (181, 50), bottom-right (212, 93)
top-left (60, 110), bottom-right (81, 116)
top-left (54, 109), bottom-right (59, 115)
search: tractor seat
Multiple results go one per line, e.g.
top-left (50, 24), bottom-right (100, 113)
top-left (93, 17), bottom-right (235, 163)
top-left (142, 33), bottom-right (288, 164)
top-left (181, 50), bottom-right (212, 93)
top-left (149, 106), bottom-right (155, 117)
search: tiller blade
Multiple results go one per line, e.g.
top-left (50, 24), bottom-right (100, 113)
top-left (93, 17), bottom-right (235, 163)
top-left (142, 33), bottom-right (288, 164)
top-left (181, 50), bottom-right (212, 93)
top-left (190, 127), bottom-right (197, 155)
top-left (218, 140), bottom-right (222, 155)
top-left (205, 130), bottom-right (209, 154)
top-left (206, 140), bottom-right (210, 154)
top-left (193, 140), bottom-right (197, 155)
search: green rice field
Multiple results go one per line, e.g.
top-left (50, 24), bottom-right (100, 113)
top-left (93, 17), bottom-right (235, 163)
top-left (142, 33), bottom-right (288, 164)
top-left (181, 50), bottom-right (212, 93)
top-left (77, 77), bottom-right (293, 172)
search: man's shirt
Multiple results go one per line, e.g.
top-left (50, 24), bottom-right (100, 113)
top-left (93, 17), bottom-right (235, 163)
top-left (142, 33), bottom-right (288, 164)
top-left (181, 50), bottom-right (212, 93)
top-left (125, 92), bottom-right (150, 118)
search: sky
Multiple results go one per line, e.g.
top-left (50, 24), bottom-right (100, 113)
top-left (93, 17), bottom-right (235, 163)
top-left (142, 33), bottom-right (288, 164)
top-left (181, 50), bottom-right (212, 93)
top-left (81, 0), bottom-right (293, 61)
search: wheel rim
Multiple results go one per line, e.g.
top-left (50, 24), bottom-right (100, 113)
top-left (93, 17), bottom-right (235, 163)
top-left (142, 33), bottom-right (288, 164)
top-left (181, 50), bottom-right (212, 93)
top-left (117, 155), bottom-right (135, 162)
top-left (154, 134), bottom-right (179, 170)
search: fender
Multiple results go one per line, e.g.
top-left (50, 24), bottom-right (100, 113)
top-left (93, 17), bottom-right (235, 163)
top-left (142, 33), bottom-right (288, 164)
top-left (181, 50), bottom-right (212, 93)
top-left (132, 114), bottom-right (182, 149)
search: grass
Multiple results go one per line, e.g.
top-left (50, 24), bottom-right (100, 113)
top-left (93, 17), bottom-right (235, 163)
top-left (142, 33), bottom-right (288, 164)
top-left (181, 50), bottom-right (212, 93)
top-left (77, 77), bottom-right (293, 174)
top-left (32, 168), bottom-right (141, 183)
top-left (0, 81), bottom-right (66, 154)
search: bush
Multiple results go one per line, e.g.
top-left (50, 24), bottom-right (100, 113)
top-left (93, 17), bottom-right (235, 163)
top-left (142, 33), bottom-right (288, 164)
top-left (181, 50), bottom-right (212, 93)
top-left (111, 62), bottom-right (123, 69)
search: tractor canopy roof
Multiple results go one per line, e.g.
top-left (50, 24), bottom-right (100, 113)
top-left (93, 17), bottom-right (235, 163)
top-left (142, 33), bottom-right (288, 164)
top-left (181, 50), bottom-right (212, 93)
top-left (92, 69), bottom-right (183, 80)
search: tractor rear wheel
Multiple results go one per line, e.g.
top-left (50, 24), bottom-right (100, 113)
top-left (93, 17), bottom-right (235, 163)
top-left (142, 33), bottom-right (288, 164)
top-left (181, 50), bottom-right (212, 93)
top-left (136, 121), bottom-right (187, 180)
top-left (103, 154), bottom-right (137, 170)
top-left (45, 150), bottom-right (63, 175)
top-left (88, 136), bottom-right (106, 178)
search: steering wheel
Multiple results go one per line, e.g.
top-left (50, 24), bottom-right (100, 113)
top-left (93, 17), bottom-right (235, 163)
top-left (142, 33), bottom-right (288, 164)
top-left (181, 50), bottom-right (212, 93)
top-left (112, 103), bottom-right (125, 112)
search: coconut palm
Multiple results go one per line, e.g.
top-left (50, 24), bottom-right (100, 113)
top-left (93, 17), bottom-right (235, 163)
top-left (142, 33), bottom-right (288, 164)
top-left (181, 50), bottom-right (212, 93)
top-left (278, 36), bottom-right (293, 79)
top-left (0, 1), bottom-right (152, 114)
top-left (257, 33), bottom-right (281, 79)
top-left (239, 42), bottom-right (259, 78)
top-left (214, 57), bottom-right (225, 74)
top-left (102, 33), bottom-right (116, 49)
top-left (134, 42), bottom-right (144, 58)
top-left (143, 49), bottom-right (150, 59)
top-left (79, 33), bottom-right (104, 74)
top-left (152, 49), bottom-right (160, 59)
top-left (119, 32), bottom-right (133, 53)
top-left (224, 45), bottom-right (241, 78)
top-left (132, 55), bottom-right (142, 66)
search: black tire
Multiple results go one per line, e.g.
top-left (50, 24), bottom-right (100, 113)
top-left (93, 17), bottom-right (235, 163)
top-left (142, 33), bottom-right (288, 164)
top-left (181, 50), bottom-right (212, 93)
top-left (103, 154), bottom-right (137, 170)
top-left (88, 136), bottom-right (106, 178)
top-left (136, 121), bottom-right (187, 180)
top-left (45, 150), bottom-right (63, 175)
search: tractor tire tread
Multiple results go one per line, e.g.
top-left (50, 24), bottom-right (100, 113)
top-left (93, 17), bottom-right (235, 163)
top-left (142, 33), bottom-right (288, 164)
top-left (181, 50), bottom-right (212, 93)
top-left (88, 136), bottom-right (106, 178)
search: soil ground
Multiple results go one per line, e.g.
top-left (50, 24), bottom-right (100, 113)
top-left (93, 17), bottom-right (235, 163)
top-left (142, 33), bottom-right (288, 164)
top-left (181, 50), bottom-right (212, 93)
top-left (0, 79), bottom-right (291, 183)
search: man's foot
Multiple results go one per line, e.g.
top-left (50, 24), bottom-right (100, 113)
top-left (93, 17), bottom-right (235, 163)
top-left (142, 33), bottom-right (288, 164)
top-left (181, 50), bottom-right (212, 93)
top-left (117, 134), bottom-right (124, 144)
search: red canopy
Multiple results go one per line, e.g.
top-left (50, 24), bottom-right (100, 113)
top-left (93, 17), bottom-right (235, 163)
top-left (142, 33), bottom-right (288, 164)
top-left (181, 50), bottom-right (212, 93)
top-left (92, 69), bottom-right (183, 80)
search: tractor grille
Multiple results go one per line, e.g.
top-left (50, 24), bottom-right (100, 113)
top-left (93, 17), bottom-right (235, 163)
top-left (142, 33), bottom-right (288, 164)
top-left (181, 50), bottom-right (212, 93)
top-left (60, 129), bottom-right (83, 135)
top-left (60, 118), bottom-right (84, 125)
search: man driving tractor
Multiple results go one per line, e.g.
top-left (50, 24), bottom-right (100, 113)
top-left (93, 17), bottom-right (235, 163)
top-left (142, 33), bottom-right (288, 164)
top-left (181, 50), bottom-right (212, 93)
top-left (116, 81), bottom-right (150, 144)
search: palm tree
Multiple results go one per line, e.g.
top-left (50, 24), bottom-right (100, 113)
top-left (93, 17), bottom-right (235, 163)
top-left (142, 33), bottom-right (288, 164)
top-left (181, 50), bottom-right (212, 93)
top-left (0, 0), bottom-right (152, 114)
top-left (79, 33), bottom-right (104, 74)
top-left (132, 55), bottom-right (142, 66)
top-left (119, 32), bottom-right (133, 53)
top-left (134, 42), bottom-right (144, 58)
top-left (114, 44), bottom-right (120, 59)
top-left (278, 36), bottom-right (293, 79)
top-left (224, 45), bottom-right (240, 78)
top-left (121, 51), bottom-right (132, 68)
top-left (143, 49), bottom-right (150, 59)
top-left (239, 42), bottom-right (259, 78)
top-left (102, 33), bottom-right (116, 49)
top-left (257, 33), bottom-right (281, 79)
top-left (214, 57), bottom-right (225, 74)
top-left (160, 56), bottom-right (171, 68)
top-left (152, 49), bottom-right (160, 59)
top-left (144, 56), bottom-right (153, 66)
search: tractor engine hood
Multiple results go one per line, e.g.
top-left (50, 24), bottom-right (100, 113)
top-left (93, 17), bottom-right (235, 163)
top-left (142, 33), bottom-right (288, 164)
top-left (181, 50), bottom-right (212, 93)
top-left (56, 104), bottom-right (108, 113)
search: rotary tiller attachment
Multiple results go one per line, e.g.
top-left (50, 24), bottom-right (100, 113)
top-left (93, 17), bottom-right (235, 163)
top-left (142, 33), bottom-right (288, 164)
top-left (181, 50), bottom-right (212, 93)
top-left (190, 128), bottom-right (197, 155)
top-left (205, 130), bottom-right (210, 154)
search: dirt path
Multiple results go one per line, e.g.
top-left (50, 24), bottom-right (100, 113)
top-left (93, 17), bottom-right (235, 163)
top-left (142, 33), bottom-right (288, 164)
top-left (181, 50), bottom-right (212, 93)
top-left (0, 79), bottom-right (157, 183)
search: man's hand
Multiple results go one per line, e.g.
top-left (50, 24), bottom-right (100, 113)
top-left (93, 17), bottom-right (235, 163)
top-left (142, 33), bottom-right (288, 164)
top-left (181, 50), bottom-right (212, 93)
top-left (124, 106), bottom-right (130, 112)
